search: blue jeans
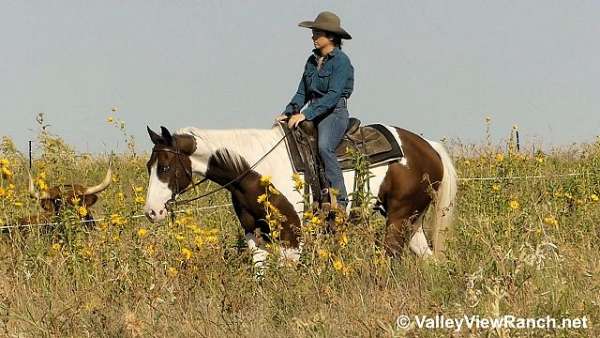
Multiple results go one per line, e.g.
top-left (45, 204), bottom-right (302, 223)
top-left (315, 97), bottom-right (349, 207)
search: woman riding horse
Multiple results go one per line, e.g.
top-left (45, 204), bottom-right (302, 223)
top-left (277, 11), bottom-right (354, 211)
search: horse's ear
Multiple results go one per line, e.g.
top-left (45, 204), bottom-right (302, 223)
top-left (147, 126), bottom-right (164, 145)
top-left (174, 134), bottom-right (197, 155)
top-left (160, 126), bottom-right (174, 145)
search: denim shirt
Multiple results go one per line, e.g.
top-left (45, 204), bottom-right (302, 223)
top-left (284, 47), bottom-right (354, 120)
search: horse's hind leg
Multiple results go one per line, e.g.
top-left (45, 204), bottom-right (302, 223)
top-left (384, 209), bottom-right (433, 257)
top-left (383, 207), bottom-right (417, 256)
top-left (408, 215), bottom-right (433, 257)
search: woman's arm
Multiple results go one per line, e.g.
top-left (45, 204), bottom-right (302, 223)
top-left (283, 59), bottom-right (311, 115)
top-left (283, 75), bottom-right (307, 115)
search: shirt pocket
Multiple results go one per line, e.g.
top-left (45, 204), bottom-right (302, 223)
top-left (304, 69), bottom-right (315, 89)
top-left (316, 69), bottom-right (331, 92)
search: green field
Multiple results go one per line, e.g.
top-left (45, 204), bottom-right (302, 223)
top-left (0, 124), bottom-right (598, 337)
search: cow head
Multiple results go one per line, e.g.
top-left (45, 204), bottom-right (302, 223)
top-left (28, 168), bottom-right (112, 220)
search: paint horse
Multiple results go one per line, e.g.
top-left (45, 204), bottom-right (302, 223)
top-left (144, 123), bottom-right (457, 267)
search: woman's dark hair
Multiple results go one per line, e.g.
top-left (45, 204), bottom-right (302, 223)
top-left (325, 32), bottom-right (343, 49)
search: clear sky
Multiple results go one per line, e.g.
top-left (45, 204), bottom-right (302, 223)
top-left (1, 0), bottom-right (598, 154)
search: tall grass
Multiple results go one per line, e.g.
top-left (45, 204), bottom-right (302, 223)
top-left (0, 119), bottom-right (598, 337)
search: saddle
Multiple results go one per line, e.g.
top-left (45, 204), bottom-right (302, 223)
top-left (280, 117), bottom-right (404, 207)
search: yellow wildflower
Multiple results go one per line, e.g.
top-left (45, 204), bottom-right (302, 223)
top-left (491, 184), bottom-right (501, 192)
top-left (205, 235), bottom-right (219, 245)
top-left (268, 185), bottom-right (280, 195)
top-left (330, 188), bottom-right (339, 198)
top-left (135, 196), bottom-right (145, 204)
top-left (333, 259), bottom-right (344, 271)
top-left (167, 267), bottom-right (178, 278)
top-left (310, 216), bottom-right (322, 226)
top-left (1, 167), bottom-right (13, 179)
top-left (292, 173), bottom-right (304, 191)
top-left (543, 216), bottom-right (558, 227)
top-left (187, 224), bottom-right (201, 234)
top-left (318, 249), bottom-right (330, 259)
top-left (0, 187), bottom-right (5, 198)
top-left (37, 179), bottom-right (48, 191)
top-left (536, 156), bottom-right (544, 164)
top-left (107, 116), bottom-right (114, 123)
top-left (194, 235), bottom-right (204, 248)
top-left (145, 245), bottom-right (155, 256)
top-left (256, 193), bottom-right (267, 204)
top-left (175, 234), bottom-right (185, 241)
top-left (334, 214), bottom-right (345, 226)
top-left (14, 201), bottom-right (23, 207)
top-left (495, 153), bottom-right (504, 162)
top-left (134, 186), bottom-right (144, 193)
top-left (51, 243), bottom-right (61, 251)
top-left (137, 228), bottom-right (148, 238)
top-left (110, 214), bottom-right (127, 226)
top-left (0, 158), bottom-right (9, 167)
top-left (590, 194), bottom-right (599, 202)
top-left (303, 211), bottom-right (313, 220)
top-left (81, 247), bottom-right (94, 258)
top-left (509, 200), bottom-right (520, 210)
top-left (78, 206), bottom-right (88, 217)
top-left (181, 247), bottom-right (192, 260)
top-left (259, 175), bottom-right (271, 186)
top-left (464, 160), bottom-right (471, 166)
top-left (117, 192), bottom-right (125, 201)
top-left (339, 233), bottom-right (349, 247)
top-left (271, 230), bottom-right (280, 240)
top-left (564, 192), bottom-right (573, 200)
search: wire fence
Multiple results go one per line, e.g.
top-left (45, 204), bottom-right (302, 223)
top-left (2, 170), bottom-right (598, 231)
top-left (0, 203), bottom-right (233, 231)
top-left (457, 172), bottom-right (592, 182)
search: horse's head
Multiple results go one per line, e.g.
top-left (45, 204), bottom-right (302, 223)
top-left (144, 126), bottom-right (197, 222)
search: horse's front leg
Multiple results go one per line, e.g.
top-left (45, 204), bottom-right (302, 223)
top-left (231, 194), bottom-right (269, 277)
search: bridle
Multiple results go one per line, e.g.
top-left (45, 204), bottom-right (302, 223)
top-left (149, 129), bottom-right (292, 220)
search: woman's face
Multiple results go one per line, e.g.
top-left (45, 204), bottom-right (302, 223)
top-left (312, 29), bottom-right (333, 50)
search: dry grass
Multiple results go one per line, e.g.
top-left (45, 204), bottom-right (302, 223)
top-left (0, 123), bottom-right (598, 337)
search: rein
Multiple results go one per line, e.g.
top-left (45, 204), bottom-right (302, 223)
top-left (153, 129), bottom-right (292, 216)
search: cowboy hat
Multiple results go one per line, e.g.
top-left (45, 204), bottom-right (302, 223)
top-left (298, 11), bottom-right (352, 40)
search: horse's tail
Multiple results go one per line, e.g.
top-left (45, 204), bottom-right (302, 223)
top-left (425, 140), bottom-right (458, 256)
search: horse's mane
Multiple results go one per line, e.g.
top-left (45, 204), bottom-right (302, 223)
top-left (175, 126), bottom-right (282, 181)
top-left (176, 126), bottom-right (281, 159)
top-left (209, 148), bottom-right (250, 178)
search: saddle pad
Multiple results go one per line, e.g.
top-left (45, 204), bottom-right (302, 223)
top-left (281, 123), bottom-right (405, 173)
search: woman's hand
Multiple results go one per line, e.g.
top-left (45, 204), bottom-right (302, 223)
top-left (288, 113), bottom-right (306, 129)
top-left (275, 114), bottom-right (289, 122)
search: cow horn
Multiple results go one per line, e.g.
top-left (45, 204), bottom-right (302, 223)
top-left (28, 171), bottom-right (49, 199)
top-left (83, 167), bottom-right (112, 195)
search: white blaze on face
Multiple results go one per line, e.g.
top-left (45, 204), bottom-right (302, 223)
top-left (144, 162), bottom-right (173, 222)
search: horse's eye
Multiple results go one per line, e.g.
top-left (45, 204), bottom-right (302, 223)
top-left (158, 165), bottom-right (170, 174)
